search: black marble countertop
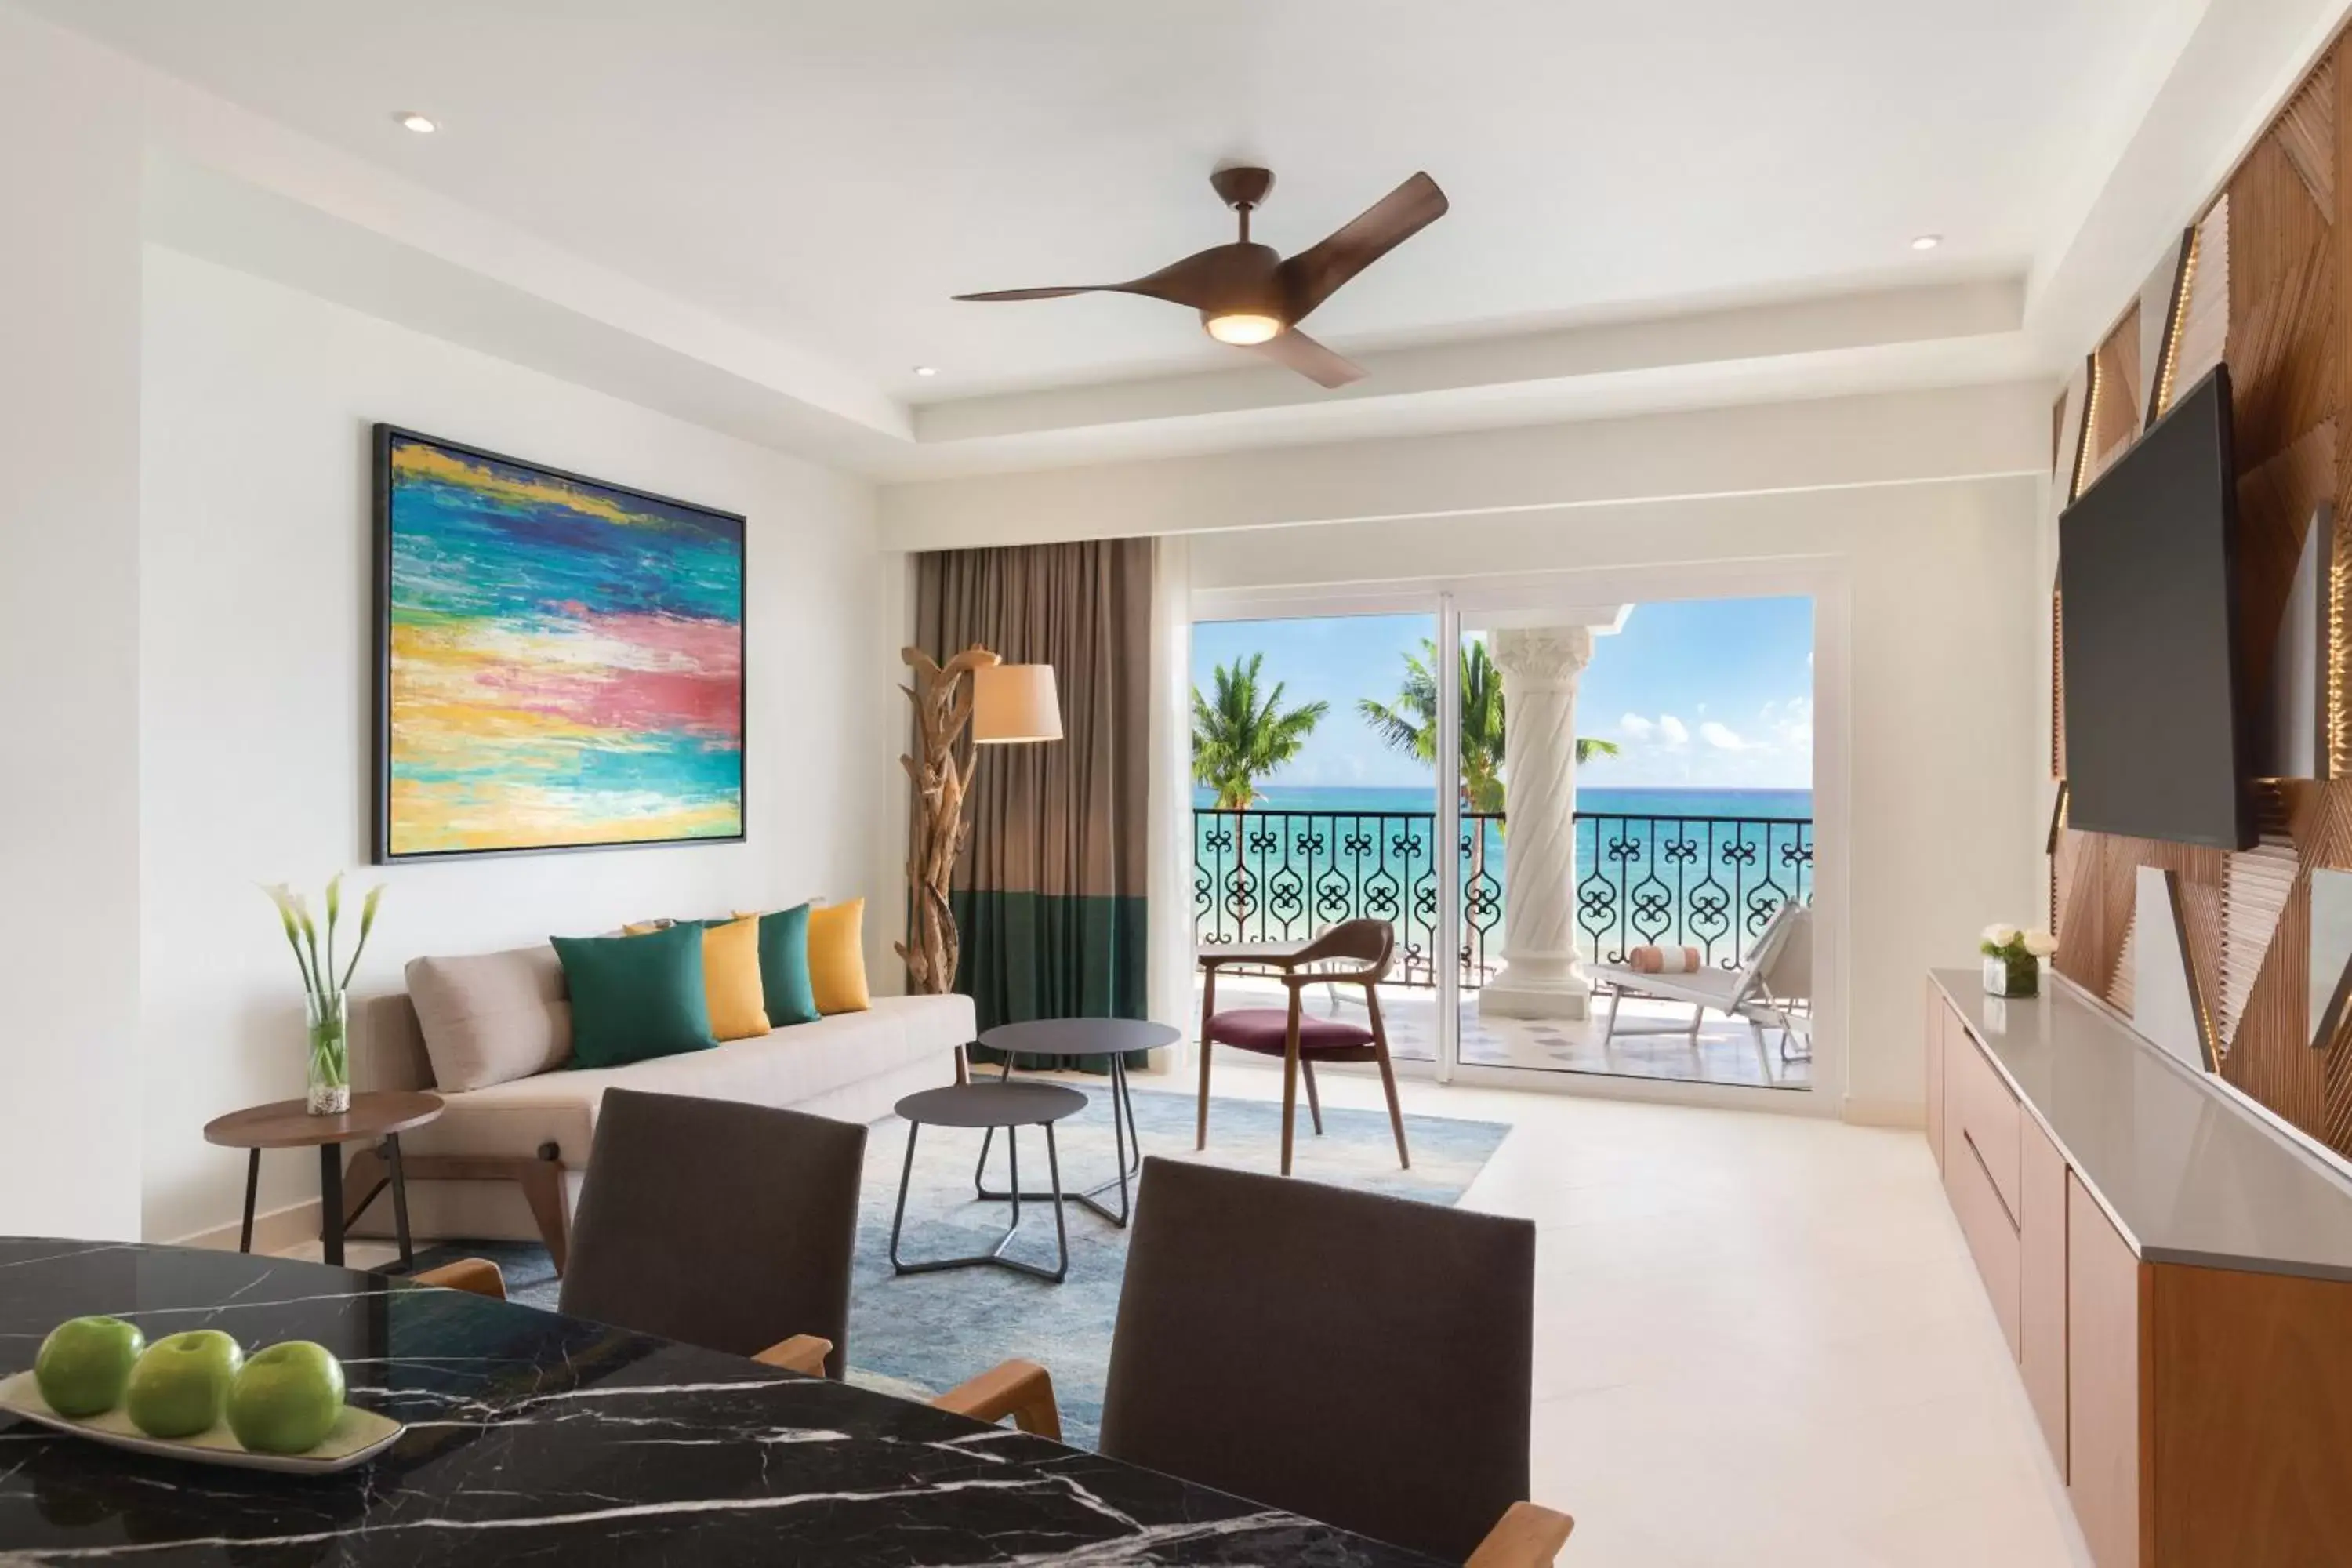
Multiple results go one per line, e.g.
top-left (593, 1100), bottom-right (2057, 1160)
top-left (0, 1237), bottom-right (1443, 1565)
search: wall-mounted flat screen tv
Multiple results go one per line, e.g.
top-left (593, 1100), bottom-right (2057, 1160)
top-left (2058, 364), bottom-right (2253, 851)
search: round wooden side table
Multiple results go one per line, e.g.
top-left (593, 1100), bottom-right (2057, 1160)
top-left (202, 1091), bottom-right (444, 1270)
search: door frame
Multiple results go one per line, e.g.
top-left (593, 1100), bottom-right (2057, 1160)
top-left (1189, 553), bottom-right (1849, 1113)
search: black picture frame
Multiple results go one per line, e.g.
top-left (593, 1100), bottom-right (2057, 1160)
top-left (372, 423), bottom-right (749, 864)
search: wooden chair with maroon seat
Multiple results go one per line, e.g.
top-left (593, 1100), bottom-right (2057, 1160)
top-left (1197, 917), bottom-right (1409, 1176)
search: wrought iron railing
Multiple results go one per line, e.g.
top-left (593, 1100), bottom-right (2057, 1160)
top-left (1192, 808), bottom-right (1812, 988)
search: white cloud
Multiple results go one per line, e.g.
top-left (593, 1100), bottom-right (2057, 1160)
top-left (1619, 713), bottom-right (1655, 740)
top-left (1657, 715), bottom-right (1690, 747)
top-left (1700, 720), bottom-right (1748, 750)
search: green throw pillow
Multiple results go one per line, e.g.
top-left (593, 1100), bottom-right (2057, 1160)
top-left (757, 903), bottom-right (821, 1026)
top-left (550, 924), bottom-right (717, 1069)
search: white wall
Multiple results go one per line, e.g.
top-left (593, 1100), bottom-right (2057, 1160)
top-left (0, 6), bottom-right (146, 1241)
top-left (1185, 480), bottom-right (2046, 1115)
top-left (140, 249), bottom-right (884, 1243)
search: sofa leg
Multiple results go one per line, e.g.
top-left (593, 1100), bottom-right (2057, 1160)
top-left (383, 1148), bottom-right (572, 1276)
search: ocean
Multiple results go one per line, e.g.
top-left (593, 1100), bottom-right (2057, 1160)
top-left (1197, 784), bottom-right (1814, 819)
top-left (1191, 782), bottom-right (1814, 971)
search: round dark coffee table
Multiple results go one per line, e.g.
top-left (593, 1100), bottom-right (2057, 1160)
top-left (890, 1081), bottom-right (1087, 1283)
top-left (973, 1018), bottom-right (1180, 1227)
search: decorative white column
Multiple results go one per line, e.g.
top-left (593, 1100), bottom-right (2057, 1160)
top-left (1479, 626), bottom-right (1595, 1020)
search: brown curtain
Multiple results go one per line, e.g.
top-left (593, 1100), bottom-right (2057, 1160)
top-left (914, 540), bottom-right (1153, 1055)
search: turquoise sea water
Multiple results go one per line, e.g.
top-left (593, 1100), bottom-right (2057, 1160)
top-left (1192, 783), bottom-right (1814, 971)
top-left (1200, 784), bottom-right (1813, 819)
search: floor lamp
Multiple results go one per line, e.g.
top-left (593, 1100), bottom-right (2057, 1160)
top-left (895, 646), bottom-right (1063, 1003)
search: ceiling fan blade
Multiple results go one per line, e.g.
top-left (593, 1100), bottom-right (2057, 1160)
top-left (1250, 328), bottom-right (1366, 389)
top-left (953, 285), bottom-right (1122, 302)
top-left (1277, 172), bottom-right (1449, 323)
top-left (954, 245), bottom-right (1269, 311)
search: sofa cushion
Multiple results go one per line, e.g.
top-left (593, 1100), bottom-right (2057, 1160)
top-left (808, 898), bottom-right (869, 1014)
top-left (552, 925), bottom-right (717, 1069)
top-left (405, 946), bottom-right (572, 1093)
top-left (744, 903), bottom-right (821, 1026)
top-left (397, 993), bottom-right (978, 1165)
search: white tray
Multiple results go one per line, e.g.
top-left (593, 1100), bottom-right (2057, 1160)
top-left (0, 1369), bottom-right (402, 1475)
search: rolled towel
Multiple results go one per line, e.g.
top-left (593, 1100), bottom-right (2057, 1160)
top-left (1629, 945), bottom-right (1703, 974)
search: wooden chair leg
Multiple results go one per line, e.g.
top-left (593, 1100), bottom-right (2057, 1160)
top-left (1196, 1038), bottom-right (1214, 1152)
top-left (1367, 989), bottom-right (1410, 1171)
top-left (1279, 991), bottom-right (1304, 1177)
top-left (1301, 1058), bottom-right (1324, 1135)
top-left (1196, 970), bottom-right (1217, 1151)
top-left (517, 1149), bottom-right (570, 1275)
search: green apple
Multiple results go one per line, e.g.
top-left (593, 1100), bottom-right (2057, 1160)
top-left (226, 1341), bottom-right (346, 1454)
top-left (34, 1316), bottom-right (147, 1418)
top-left (123, 1330), bottom-right (244, 1439)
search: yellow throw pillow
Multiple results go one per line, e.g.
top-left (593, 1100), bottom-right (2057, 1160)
top-left (624, 916), bottom-right (771, 1041)
top-left (807, 898), bottom-right (870, 1014)
top-left (698, 915), bottom-right (772, 1041)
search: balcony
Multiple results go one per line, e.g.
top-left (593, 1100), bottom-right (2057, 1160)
top-left (1192, 806), bottom-right (1813, 1087)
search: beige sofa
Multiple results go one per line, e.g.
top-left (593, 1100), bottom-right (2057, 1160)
top-left (351, 944), bottom-right (972, 1264)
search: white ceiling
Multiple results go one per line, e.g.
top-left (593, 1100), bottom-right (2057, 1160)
top-left (24, 0), bottom-right (2314, 474)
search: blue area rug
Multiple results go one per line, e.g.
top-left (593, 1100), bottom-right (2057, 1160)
top-left (408, 1087), bottom-right (1508, 1447)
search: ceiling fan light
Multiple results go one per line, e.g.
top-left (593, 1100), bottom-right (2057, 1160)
top-left (1204, 312), bottom-right (1283, 346)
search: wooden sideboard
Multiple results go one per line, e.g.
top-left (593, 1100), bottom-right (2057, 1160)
top-left (1926, 971), bottom-right (2352, 1568)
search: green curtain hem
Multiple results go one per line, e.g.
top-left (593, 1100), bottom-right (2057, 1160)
top-left (952, 891), bottom-right (1150, 1073)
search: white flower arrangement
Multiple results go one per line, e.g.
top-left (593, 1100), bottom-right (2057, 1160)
top-left (1980, 924), bottom-right (2053, 963)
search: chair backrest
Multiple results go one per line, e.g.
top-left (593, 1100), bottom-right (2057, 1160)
top-left (1100, 1157), bottom-right (1536, 1560)
top-left (557, 1088), bottom-right (866, 1377)
top-left (1294, 918), bottom-right (1396, 980)
top-left (1759, 903), bottom-right (1813, 1003)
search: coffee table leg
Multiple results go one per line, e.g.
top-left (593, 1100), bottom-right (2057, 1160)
top-left (238, 1149), bottom-right (260, 1254)
top-left (976, 1063), bottom-right (1137, 1228)
top-left (971, 1054), bottom-right (1020, 1198)
top-left (896, 1120), bottom-right (1067, 1283)
top-left (1105, 1054), bottom-right (1133, 1225)
top-left (319, 1143), bottom-right (345, 1269)
top-left (1044, 1122), bottom-right (1069, 1283)
top-left (888, 1121), bottom-right (924, 1272)
top-left (385, 1134), bottom-right (414, 1271)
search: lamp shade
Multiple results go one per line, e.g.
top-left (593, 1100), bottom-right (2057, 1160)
top-left (971, 663), bottom-right (1062, 744)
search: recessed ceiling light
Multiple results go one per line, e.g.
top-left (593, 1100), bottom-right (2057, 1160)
top-left (1910, 234), bottom-right (1942, 251)
top-left (397, 112), bottom-right (438, 135)
top-left (913, 365), bottom-right (939, 377)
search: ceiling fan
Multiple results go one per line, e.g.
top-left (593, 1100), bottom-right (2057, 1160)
top-left (952, 165), bottom-right (1447, 389)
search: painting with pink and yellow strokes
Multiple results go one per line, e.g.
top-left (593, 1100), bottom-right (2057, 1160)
top-left (377, 429), bottom-right (745, 858)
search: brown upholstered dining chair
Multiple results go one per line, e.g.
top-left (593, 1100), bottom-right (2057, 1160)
top-left (944, 1157), bottom-right (1571, 1563)
top-left (1196, 917), bottom-right (1408, 1175)
top-left (411, 1087), bottom-right (861, 1379)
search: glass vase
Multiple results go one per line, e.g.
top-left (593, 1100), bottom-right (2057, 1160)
top-left (1982, 952), bottom-right (2039, 999)
top-left (307, 990), bottom-right (350, 1116)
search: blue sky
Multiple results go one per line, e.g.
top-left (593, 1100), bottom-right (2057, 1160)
top-left (1192, 596), bottom-right (1813, 790)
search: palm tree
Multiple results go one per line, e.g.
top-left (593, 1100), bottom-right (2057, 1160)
top-left (1191, 654), bottom-right (1330, 809)
top-left (1358, 639), bottom-right (1621, 812)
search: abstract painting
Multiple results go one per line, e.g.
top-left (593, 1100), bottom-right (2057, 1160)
top-left (373, 426), bottom-right (746, 861)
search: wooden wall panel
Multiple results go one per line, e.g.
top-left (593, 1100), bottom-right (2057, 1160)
top-left (2081, 304), bottom-right (2144, 490)
top-left (2056, 38), bottom-right (2352, 1163)
top-left (2167, 198), bottom-right (2229, 408)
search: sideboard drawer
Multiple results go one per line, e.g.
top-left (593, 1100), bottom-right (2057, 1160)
top-left (1947, 1026), bottom-right (2021, 1223)
top-left (1947, 1123), bottom-right (2023, 1358)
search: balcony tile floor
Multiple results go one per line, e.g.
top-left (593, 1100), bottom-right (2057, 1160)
top-left (1196, 973), bottom-right (1811, 1090)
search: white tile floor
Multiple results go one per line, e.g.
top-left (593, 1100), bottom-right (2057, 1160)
top-left (302, 1070), bottom-right (2085, 1566)
top-left (1198, 974), bottom-right (1813, 1090)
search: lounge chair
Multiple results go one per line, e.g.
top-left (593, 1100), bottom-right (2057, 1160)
top-left (1589, 902), bottom-right (1812, 1062)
